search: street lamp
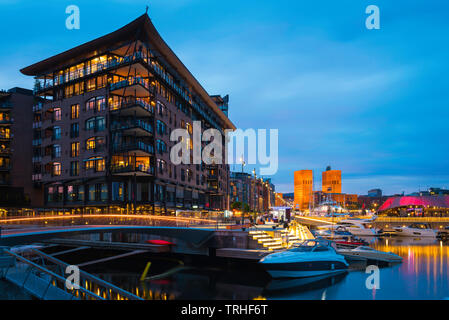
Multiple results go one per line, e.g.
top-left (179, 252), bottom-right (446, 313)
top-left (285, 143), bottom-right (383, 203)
top-left (240, 157), bottom-right (246, 173)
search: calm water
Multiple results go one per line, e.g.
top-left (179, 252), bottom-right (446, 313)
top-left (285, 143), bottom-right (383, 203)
top-left (93, 237), bottom-right (449, 300)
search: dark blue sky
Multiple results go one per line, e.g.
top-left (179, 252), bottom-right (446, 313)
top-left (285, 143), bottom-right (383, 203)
top-left (1, 0), bottom-right (448, 195)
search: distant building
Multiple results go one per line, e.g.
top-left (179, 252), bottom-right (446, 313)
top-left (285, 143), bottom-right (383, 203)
top-left (294, 170), bottom-right (313, 210)
top-left (314, 191), bottom-right (358, 208)
top-left (429, 188), bottom-right (449, 196)
top-left (322, 166), bottom-right (341, 194)
top-left (275, 193), bottom-right (286, 207)
top-left (378, 195), bottom-right (449, 217)
top-left (368, 189), bottom-right (382, 197)
top-left (0, 87), bottom-right (43, 207)
top-left (229, 171), bottom-right (275, 213)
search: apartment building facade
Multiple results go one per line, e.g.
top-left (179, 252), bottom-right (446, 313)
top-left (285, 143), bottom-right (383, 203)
top-left (21, 14), bottom-right (235, 214)
top-left (230, 172), bottom-right (275, 213)
top-left (0, 87), bottom-right (43, 206)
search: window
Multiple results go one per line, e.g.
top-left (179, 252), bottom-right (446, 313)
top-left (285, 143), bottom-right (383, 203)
top-left (97, 117), bottom-right (106, 131)
top-left (53, 127), bottom-right (61, 140)
top-left (112, 182), bottom-right (124, 201)
top-left (86, 96), bottom-right (106, 112)
top-left (86, 117), bottom-right (105, 131)
top-left (54, 108), bottom-right (62, 121)
top-left (87, 78), bottom-right (96, 92)
top-left (86, 118), bottom-right (96, 130)
top-left (0, 127), bottom-right (10, 139)
top-left (85, 157), bottom-right (105, 172)
top-left (96, 158), bottom-right (105, 172)
top-left (71, 142), bottom-right (79, 157)
top-left (86, 137), bottom-right (105, 151)
top-left (71, 104), bottom-right (80, 119)
top-left (86, 98), bottom-right (96, 111)
top-left (70, 161), bottom-right (79, 176)
top-left (53, 163), bottom-right (61, 176)
top-left (96, 96), bottom-right (106, 111)
top-left (86, 137), bottom-right (96, 150)
top-left (70, 123), bottom-right (79, 138)
top-left (156, 140), bottom-right (167, 154)
top-left (157, 101), bottom-right (166, 116)
top-left (97, 75), bottom-right (107, 89)
top-left (157, 159), bottom-right (166, 174)
top-left (181, 169), bottom-right (185, 182)
top-left (157, 120), bottom-right (167, 135)
top-left (186, 123), bottom-right (192, 135)
top-left (53, 145), bottom-right (61, 158)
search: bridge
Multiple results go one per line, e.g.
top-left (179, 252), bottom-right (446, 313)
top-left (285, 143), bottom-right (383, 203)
top-left (0, 225), bottom-right (216, 248)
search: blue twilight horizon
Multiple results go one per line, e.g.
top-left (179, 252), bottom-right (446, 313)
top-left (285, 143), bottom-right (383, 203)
top-left (0, 0), bottom-right (448, 195)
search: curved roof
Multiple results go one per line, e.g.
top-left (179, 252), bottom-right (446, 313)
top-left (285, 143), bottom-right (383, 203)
top-left (21, 14), bottom-right (235, 130)
top-left (378, 196), bottom-right (449, 212)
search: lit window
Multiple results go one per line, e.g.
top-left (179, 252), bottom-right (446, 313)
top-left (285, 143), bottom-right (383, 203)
top-left (54, 108), bottom-right (62, 121)
top-left (53, 163), bottom-right (61, 176)
top-left (71, 142), bottom-right (79, 157)
top-left (86, 138), bottom-right (96, 150)
top-left (71, 104), bottom-right (80, 119)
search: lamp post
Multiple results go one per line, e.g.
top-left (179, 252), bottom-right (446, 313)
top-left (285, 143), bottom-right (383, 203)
top-left (240, 157), bottom-right (246, 173)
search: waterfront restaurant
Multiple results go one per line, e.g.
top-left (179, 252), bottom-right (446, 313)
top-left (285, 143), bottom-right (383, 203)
top-left (20, 14), bottom-right (235, 216)
top-left (378, 195), bottom-right (449, 217)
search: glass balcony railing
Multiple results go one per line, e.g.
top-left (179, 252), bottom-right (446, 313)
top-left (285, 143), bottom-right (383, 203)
top-left (109, 98), bottom-right (154, 114)
top-left (109, 77), bottom-right (151, 92)
top-left (112, 141), bottom-right (154, 154)
top-left (0, 102), bottom-right (12, 109)
top-left (34, 51), bottom-right (149, 94)
top-left (111, 163), bottom-right (154, 175)
top-left (0, 134), bottom-right (11, 140)
top-left (111, 119), bottom-right (153, 134)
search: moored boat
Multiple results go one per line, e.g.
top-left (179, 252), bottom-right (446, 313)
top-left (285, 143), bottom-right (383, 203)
top-left (259, 239), bottom-right (348, 279)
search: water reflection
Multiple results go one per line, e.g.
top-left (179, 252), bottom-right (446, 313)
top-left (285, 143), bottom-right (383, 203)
top-left (93, 238), bottom-right (449, 300)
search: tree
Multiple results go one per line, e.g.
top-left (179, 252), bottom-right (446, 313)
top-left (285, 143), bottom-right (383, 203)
top-left (231, 201), bottom-right (242, 211)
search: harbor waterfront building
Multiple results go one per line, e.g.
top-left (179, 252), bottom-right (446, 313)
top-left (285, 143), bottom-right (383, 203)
top-left (21, 14), bottom-right (235, 214)
top-left (0, 88), bottom-right (43, 207)
top-left (322, 166), bottom-right (341, 194)
top-left (294, 170), bottom-right (313, 211)
top-left (229, 171), bottom-right (275, 213)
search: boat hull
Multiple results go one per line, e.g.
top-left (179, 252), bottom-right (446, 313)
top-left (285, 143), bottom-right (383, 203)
top-left (394, 229), bottom-right (436, 238)
top-left (261, 260), bottom-right (348, 279)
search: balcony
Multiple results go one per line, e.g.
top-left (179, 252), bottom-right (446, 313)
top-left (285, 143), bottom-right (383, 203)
top-left (33, 103), bottom-right (43, 112)
top-left (33, 122), bottom-right (42, 129)
top-left (112, 141), bottom-right (154, 156)
top-left (0, 118), bottom-right (12, 125)
top-left (109, 77), bottom-right (152, 98)
top-left (111, 163), bottom-right (154, 176)
top-left (34, 51), bottom-right (150, 95)
top-left (0, 102), bottom-right (12, 109)
top-left (111, 119), bottom-right (153, 137)
top-left (110, 98), bottom-right (154, 117)
top-left (0, 133), bottom-right (11, 140)
top-left (0, 165), bottom-right (11, 171)
top-left (0, 148), bottom-right (11, 155)
top-left (108, 51), bottom-right (149, 77)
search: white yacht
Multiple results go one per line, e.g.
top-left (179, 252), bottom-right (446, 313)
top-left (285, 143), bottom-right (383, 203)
top-left (393, 223), bottom-right (437, 238)
top-left (318, 220), bottom-right (377, 237)
top-left (259, 239), bottom-right (348, 278)
top-left (336, 220), bottom-right (378, 236)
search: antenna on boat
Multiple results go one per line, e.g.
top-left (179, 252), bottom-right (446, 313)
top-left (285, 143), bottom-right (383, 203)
top-left (146, 5), bottom-right (149, 14)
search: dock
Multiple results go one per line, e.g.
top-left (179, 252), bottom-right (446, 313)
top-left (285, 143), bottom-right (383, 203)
top-left (216, 248), bottom-right (270, 261)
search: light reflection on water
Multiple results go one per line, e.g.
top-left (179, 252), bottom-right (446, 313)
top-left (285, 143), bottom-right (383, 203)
top-left (94, 238), bottom-right (449, 300)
